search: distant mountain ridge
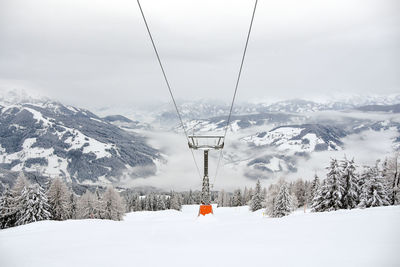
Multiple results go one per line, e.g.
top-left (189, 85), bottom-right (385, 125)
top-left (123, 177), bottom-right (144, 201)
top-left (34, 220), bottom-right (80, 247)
top-left (242, 124), bottom-right (346, 152)
top-left (0, 100), bottom-right (160, 186)
top-left (356, 104), bottom-right (400, 113)
top-left (1, 90), bottom-right (399, 187)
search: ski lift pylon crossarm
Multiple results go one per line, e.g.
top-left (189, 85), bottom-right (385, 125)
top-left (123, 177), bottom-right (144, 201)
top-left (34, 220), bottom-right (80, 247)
top-left (188, 135), bottom-right (224, 150)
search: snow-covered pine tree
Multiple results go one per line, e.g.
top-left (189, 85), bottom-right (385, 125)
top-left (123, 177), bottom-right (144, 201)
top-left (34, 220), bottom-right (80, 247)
top-left (102, 186), bottom-right (125, 221)
top-left (187, 189), bottom-right (195, 205)
top-left (359, 165), bottom-right (390, 208)
top-left (293, 179), bottom-right (306, 208)
top-left (232, 189), bottom-right (242, 207)
top-left (272, 182), bottom-right (293, 217)
top-left (311, 179), bottom-right (327, 212)
top-left (358, 166), bottom-right (371, 208)
top-left (322, 158), bottom-right (345, 211)
top-left (0, 186), bottom-right (18, 229)
top-left (250, 180), bottom-right (264, 212)
top-left (47, 178), bottom-right (70, 220)
top-left (154, 195), bottom-right (161, 211)
top-left (77, 190), bottom-right (98, 219)
top-left (16, 184), bottom-right (51, 226)
top-left (152, 193), bottom-right (158, 211)
top-left (193, 191), bottom-right (202, 204)
top-left (156, 195), bottom-right (166, 210)
top-left (340, 158), bottom-right (359, 209)
top-left (151, 193), bottom-right (156, 211)
top-left (127, 192), bottom-right (138, 212)
top-left (134, 195), bottom-right (142, 211)
top-left (169, 192), bottom-right (181, 211)
top-left (164, 194), bottom-right (170, 209)
top-left (308, 174), bottom-right (320, 205)
top-left (146, 193), bottom-right (152, 211)
top-left (177, 192), bottom-right (183, 207)
top-left (312, 159), bottom-right (345, 212)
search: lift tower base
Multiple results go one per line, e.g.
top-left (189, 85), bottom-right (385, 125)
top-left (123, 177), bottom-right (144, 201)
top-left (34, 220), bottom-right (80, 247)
top-left (188, 135), bottom-right (224, 216)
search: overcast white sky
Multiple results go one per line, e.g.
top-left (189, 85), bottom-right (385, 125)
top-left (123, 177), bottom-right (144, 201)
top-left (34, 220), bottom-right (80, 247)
top-left (0, 0), bottom-right (399, 109)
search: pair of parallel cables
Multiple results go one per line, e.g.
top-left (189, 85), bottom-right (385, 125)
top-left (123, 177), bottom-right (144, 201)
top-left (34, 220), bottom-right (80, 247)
top-left (137, 0), bottom-right (258, 186)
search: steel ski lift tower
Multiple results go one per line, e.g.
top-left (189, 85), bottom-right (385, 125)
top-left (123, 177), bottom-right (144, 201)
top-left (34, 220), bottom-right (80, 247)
top-left (188, 135), bottom-right (224, 215)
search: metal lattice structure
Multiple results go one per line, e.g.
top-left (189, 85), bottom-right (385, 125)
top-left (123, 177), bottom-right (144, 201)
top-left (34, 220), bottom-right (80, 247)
top-left (188, 136), bottom-right (224, 205)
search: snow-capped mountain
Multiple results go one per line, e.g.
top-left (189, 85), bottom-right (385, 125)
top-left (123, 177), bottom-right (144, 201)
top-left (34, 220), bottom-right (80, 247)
top-left (0, 100), bottom-right (160, 185)
top-left (2, 90), bottom-right (399, 188)
top-left (182, 113), bottom-right (306, 134)
top-left (152, 94), bottom-right (400, 123)
top-left (235, 124), bottom-right (346, 178)
top-left (242, 124), bottom-right (346, 152)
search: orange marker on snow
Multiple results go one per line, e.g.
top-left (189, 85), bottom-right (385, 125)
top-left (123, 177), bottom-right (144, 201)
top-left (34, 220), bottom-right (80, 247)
top-left (199, 205), bottom-right (213, 216)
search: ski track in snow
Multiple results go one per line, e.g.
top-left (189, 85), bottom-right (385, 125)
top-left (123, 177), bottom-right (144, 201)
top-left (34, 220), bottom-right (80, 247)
top-left (0, 205), bottom-right (399, 267)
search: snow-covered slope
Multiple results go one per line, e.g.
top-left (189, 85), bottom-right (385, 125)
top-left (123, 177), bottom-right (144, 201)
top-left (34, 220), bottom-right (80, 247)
top-left (0, 100), bottom-right (159, 185)
top-left (0, 205), bottom-right (398, 267)
top-left (182, 112), bottom-right (305, 134)
top-left (242, 124), bottom-right (346, 152)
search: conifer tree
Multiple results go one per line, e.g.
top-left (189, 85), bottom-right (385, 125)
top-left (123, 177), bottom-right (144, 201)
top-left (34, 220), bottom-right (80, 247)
top-left (156, 196), bottom-right (166, 210)
top-left (165, 194), bottom-right (171, 209)
top-left (0, 186), bottom-right (18, 229)
top-left (169, 192), bottom-right (181, 211)
top-left (134, 195), bottom-right (142, 211)
top-left (323, 158), bottom-right (345, 211)
top-left (16, 184), bottom-right (51, 226)
top-left (308, 174), bottom-right (320, 205)
top-left (340, 158), bottom-right (359, 209)
top-left (187, 189), bottom-right (195, 205)
top-left (272, 182), bottom-right (292, 217)
top-left (144, 194), bottom-right (152, 211)
top-left (359, 165), bottom-right (390, 208)
top-left (293, 179), bottom-right (306, 208)
top-left (232, 189), bottom-right (243, 207)
top-left (250, 180), bottom-right (264, 212)
top-left (312, 159), bottom-right (344, 212)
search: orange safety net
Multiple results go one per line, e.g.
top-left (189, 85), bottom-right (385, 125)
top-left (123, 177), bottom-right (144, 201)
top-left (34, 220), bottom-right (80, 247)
top-left (199, 205), bottom-right (213, 216)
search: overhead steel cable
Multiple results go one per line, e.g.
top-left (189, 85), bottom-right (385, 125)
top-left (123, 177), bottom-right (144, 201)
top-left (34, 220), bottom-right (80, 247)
top-left (137, 0), bottom-right (258, 187)
top-left (212, 0), bottom-right (258, 187)
top-left (137, 0), bottom-right (202, 180)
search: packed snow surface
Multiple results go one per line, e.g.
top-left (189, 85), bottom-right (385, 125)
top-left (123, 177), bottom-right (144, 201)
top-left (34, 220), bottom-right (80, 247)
top-left (0, 205), bottom-right (399, 267)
